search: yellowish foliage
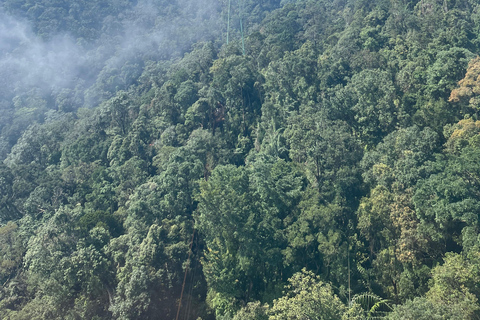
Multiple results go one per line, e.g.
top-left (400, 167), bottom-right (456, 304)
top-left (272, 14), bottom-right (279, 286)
top-left (449, 56), bottom-right (480, 109)
top-left (445, 118), bottom-right (480, 153)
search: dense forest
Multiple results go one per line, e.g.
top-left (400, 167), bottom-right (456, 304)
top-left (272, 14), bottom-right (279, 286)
top-left (1, 0), bottom-right (480, 319)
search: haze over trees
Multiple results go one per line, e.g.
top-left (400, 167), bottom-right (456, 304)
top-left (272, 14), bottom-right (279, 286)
top-left (2, 0), bottom-right (480, 319)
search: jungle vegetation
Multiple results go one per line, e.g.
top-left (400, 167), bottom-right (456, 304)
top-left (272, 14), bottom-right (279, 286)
top-left (2, 0), bottom-right (480, 319)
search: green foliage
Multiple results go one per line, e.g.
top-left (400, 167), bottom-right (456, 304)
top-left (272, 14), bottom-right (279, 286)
top-left (336, 69), bottom-right (399, 146)
top-left (350, 292), bottom-right (392, 319)
top-left (0, 222), bottom-right (24, 286)
top-left (3, 0), bottom-right (480, 318)
top-left (0, 164), bottom-right (20, 222)
top-left (387, 296), bottom-right (458, 320)
top-left (285, 111), bottom-right (362, 200)
top-left (426, 252), bottom-right (480, 316)
top-left (283, 188), bottom-right (354, 292)
top-left (232, 301), bottom-right (268, 320)
top-left (196, 157), bottom-right (306, 315)
top-left (268, 269), bottom-right (346, 320)
top-left (388, 252), bottom-right (480, 319)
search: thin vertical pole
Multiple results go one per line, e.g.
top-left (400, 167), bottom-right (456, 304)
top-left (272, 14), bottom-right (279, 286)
top-left (348, 246), bottom-right (351, 306)
top-left (227, 0), bottom-right (231, 45)
top-left (175, 230), bottom-right (195, 320)
top-left (239, 0), bottom-right (245, 55)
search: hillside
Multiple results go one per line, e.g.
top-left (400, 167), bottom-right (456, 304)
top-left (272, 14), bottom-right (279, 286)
top-left (2, 0), bottom-right (480, 319)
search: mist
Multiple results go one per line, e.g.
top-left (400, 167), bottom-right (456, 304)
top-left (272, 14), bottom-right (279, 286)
top-left (0, 14), bottom-right (87, 93)
top-left (0, 0), bottom-right (224, 157)
top-left (0, 0), bottom-right (223, 107)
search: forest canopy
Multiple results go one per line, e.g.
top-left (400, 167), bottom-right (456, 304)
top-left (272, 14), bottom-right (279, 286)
top-left (2, 0), bottom-right (480, 319)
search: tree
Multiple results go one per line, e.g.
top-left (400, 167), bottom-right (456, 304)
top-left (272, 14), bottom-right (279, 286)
top-left (196, 157), bottom-right (306, 316)
top-left (335, 69), bottom-right (399, 146)
top-left (449, 56), bottom-right (480, 116)
top-left (444, 118), bottom-right (480, 154)
top-left (268, 269), bottom-right (346, 320)
top-left (0, 164), bottom-right (20, 222)
top-left (413, 136), bottom-right (480, 255)
top-left (0, 222), bottom-right (25, 313)
top-left (285, 110), bottom-right (362, 201)
top-left (388, 252), bottom-right (480, 320)
top-left (426, 252), bottom-right (480, 317)
top-left (387, 297), bottom-right (458, 320)
top-left (196, 164), bottom-right (258, 312)
top-left (108, 217), bottom-right (198, 319)
top-left (103, 91), bottom-right (137, 136)
top-left (358, 127), bottom-right (440, 299)
top-left (17, 206), bottom-right (113, 319)
top-left (426, 47), bottom-right (474, 101)
top-left (262, 42), bottom-right (320, 125)
top-left (232, 301), bottom-right (268, 320)
top-left (284, 190), bottom-right (352, 292)
top-left (209, 54), bottom-right (262, 153)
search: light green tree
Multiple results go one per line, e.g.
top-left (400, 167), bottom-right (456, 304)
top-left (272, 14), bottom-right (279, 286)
top-left (268, 269), bottom-right (346, 320)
